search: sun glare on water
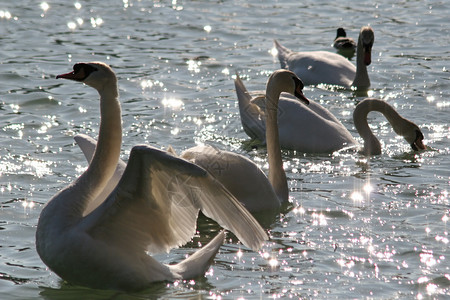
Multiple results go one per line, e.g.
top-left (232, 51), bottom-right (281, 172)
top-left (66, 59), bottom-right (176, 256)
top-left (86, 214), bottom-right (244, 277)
top-left (162, 97), bottom-right (184, 109)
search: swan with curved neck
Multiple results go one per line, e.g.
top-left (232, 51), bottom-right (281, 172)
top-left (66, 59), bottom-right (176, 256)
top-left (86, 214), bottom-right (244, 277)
top-left (36, 62), bottom-right (268, 291)
top-left (182, 70), bottom-right (308, 210)
top-left (75, 70), bottom-right (308, 213)
top-left (236, 73), bottom-right (356, 153)
top-left (237, 78), bottom-right (425, 155)
top-left (353, 98), bottom-right (426, 155)
top-left (274, 26), bottom-right (374, 90)
top-left (264, 70), bottom-right (306, 201)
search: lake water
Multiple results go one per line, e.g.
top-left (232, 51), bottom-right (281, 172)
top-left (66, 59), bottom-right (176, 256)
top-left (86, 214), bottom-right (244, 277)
top-left (0, 0), bottom-right (449, 299)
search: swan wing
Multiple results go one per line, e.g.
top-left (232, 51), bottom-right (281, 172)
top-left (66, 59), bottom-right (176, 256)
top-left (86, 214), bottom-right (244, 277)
top-left (248, 95), bottom-right (357, 153)
top-left (273, 39), bottom-right (356, 87)
top-left (289, 52), bottom-right (355, 87)
top-left (81, 145), bottom-right (267, 254)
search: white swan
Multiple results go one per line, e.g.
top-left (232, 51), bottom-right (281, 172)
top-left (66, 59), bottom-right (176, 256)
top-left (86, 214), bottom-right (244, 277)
top-left (236, 76), bottom-right (425, 155)
top-left (236, 72), bottom-right (356, 153)
top-left (36, 62), bottom-right (268, 291)
top-left (75, 70), bottom-right (308, 213)
top-left (182, 70), bottom-right (307, 210)
top-left (353, 98), bottom-right (426, 155)
top-left (274, 26), bottom-right (374, 90)
top-left (332, 27), bottom-right (357, 59)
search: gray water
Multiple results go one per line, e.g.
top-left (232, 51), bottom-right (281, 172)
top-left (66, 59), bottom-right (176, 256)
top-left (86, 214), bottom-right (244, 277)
top-left (0, 0), bottom-right (449, 299)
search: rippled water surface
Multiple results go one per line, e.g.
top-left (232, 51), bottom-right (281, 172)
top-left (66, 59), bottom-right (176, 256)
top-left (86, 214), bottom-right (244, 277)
top-left (1, 0), bottom-right (449, 299)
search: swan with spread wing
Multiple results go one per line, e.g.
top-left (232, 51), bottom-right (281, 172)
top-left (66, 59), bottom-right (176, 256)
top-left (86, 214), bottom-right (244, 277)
top-left (75, 70), bottom-right (309, 213)
top-left (36, 62), bottom-right (268, 291)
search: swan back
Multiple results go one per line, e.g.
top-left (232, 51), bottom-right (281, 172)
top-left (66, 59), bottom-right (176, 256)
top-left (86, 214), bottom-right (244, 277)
top-left (275, 26), bottom-right (374, 90)
top-left (277, 95), bottom-right (357, 153)
top-left (274, 41), bottom-right (356, 87)
top-left (236, 72), bottom-right (357, 154)
top-left (181, 145), bottom-right (281, 212)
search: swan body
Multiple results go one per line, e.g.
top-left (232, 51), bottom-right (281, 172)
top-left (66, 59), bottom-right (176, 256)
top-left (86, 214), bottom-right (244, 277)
top-left (181, 145), bottom-right (282, 212)
top-left (236, 73), bottom-right (357, 154)
top-left (76, 137), bottom-right (281, 213)
top-left (75, 70), bottom-right (308, 213)
top-left (36, 62), bottom-right (267, 291)
top-left (332, 27), bottom-right (357, 59)
top-left (182, 71), bottom-right (307, 210)
top-left (274, 26), bottom-right (374, 90)
top-left (236, 76), bottom-right (425, 155)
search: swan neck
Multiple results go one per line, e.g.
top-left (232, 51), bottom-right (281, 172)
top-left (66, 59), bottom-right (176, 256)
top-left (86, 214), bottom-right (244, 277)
top-left (265, 88), bottom-right (288, 203)
top-left (57, 81), bottom-right (122, 222)
top-left (85, 84), bottom-right (122, 199)
top-left (353, 99), bottom-right (400, 155)
top-left (351, 36), bottom-right (370, 90)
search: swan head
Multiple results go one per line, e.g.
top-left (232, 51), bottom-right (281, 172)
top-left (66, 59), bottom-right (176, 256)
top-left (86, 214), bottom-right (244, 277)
top-left (56, 62), bottom-right (117, 91)
top-left (359, 26), bottom-right (374, 66)
top-left (396, 121), bottom-right (426, 152)
top-left (268, 70), bottom-right (310, 105)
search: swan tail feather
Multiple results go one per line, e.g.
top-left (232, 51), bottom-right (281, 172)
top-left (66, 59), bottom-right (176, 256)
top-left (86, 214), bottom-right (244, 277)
top-left (169, 231), bottom-right (225, 279)
top-left (235, 73), bottom-right (266, 140)
top-left (75, 133), bottom-right (127, 172)
top-left (273, 40), bottom-right (291, 69)
top-left (74, 134), bottom-right (97, 163)
top-left (234, 72), bottom-right (252, 107)
top-left (166, 145), bottom-right (177, 155)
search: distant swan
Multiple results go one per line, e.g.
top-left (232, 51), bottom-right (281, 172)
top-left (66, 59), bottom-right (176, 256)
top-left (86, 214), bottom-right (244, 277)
top-left (332, 27), bottom-right (357, 59)
top-left (274, 26), bottom-right (374, 90)
top-left (75, 70), bottom-right (309, 213)
top-left (236, 75), bottom-right (425, 155)
top-left (36, 62), bottom-right (267, 291)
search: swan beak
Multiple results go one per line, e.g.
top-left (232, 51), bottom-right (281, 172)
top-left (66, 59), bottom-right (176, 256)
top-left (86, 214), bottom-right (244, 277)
top-left (411, 131), bottom-right (426, 151)
top-left (56, 65), bottom-right (87, 81)
top-left (364, 50), bottom-right (371, 66)
top-left (56, 70), bottom-right (83, 81)
top-left (412, 138), bottom-right (426, 151)
top-left (295, 88), bottom-right (310, 105)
